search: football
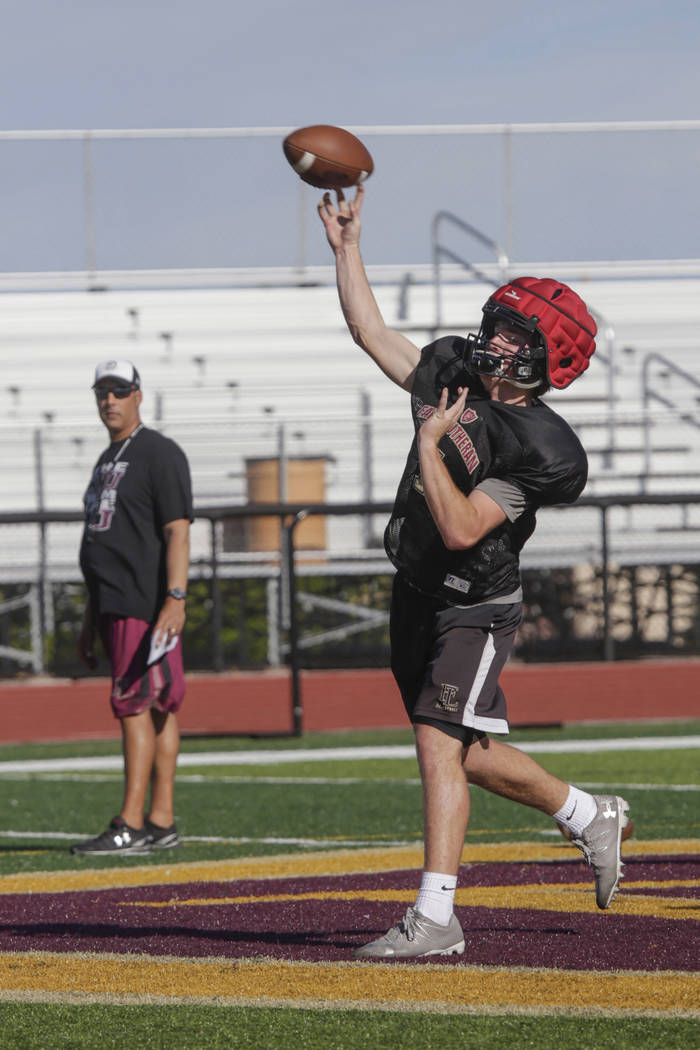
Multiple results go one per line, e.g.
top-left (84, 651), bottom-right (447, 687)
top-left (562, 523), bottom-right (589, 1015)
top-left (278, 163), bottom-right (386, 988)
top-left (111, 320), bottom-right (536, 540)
top-left (557, 820), bottom-right (634, 842)
top-left (282, 125), bottom-right (374, 190)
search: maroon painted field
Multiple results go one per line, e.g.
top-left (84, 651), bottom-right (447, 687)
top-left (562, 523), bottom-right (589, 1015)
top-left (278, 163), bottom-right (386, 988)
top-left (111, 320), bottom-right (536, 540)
top-left (1, 854), bottom-right (697, 971)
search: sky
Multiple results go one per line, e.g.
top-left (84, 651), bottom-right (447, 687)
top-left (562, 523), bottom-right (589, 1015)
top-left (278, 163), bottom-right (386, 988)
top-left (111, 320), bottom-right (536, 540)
top-left (1, 0), bottom-right (698, 272)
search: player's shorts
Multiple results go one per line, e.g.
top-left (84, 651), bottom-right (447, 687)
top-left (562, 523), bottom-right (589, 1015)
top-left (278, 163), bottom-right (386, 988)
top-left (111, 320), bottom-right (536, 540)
top-left (390, 574), bottom-right (521, 741)
top-left (97, 615), bottom-right (185, 719)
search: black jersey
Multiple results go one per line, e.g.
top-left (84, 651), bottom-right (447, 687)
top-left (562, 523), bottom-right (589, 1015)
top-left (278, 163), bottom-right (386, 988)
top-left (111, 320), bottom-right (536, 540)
top-left (384, 336), bottom-right (588, 604)
top-left (80, 427), bottom-right (193, 623)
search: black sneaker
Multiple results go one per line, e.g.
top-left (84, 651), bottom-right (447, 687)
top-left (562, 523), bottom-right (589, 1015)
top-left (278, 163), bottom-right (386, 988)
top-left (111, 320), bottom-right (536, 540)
top-left (145, 818), bottom-right (180, 850)
top-left (70, 816), bottom-right (152, 857)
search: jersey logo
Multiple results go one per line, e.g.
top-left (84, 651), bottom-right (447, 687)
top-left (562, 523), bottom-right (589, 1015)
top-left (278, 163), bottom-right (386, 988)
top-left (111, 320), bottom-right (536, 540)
top-left (417, 404), bottom-right (478, 425)
top-left (444, 573), bottom-right (471, 595)
top-left (415, 404), bottom-right (480, 474)
top-left (446, 423), bottom-right (479, 474)
top-left (85, 461), bottom-right (129, 533)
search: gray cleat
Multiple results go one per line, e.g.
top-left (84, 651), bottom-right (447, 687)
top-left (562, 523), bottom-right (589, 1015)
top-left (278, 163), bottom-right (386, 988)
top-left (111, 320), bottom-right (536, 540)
top-left (572, 794), bottom-right (630, 909)
top-left (353, 907), bottom-right (465, 959)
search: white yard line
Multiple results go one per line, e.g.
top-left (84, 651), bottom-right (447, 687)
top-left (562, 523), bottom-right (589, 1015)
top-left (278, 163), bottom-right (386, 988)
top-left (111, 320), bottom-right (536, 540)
top-left (0, 830), bottom-right (415, 847)
top-left (0, 773), bottom-right (697, 791)
top-left (0, 735), bottom-right (697, 774)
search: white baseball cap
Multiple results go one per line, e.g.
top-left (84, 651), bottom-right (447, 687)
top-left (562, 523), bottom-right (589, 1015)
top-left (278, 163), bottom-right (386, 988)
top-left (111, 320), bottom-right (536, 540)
top-left (92, 359), bottom-right (141, 388)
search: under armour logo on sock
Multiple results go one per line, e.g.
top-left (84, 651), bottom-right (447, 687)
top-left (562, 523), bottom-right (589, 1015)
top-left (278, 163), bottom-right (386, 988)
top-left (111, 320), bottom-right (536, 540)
top-left (602, 801), bottom-right (617, 819)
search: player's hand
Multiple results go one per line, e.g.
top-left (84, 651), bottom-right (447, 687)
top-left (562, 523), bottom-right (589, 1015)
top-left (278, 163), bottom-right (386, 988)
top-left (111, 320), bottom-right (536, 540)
top-left (317, 185), bottom-right (364, 252)
top-left (418, 386), bottom-right (469, 446)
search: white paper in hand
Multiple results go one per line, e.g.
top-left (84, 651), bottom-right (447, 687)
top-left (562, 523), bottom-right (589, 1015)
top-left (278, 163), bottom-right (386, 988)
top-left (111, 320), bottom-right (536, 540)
top-left (148, 630), bottom-right (179, 666)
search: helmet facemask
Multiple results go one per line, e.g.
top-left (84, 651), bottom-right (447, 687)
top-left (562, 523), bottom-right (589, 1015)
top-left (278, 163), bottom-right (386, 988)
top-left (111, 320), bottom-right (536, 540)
top-left (466, 307), bottom-right (548, 391)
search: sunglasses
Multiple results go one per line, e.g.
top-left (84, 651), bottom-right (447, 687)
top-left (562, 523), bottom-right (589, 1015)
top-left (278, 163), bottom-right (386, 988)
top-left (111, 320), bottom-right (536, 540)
top-left (94, 384), bottom-right (136, 400)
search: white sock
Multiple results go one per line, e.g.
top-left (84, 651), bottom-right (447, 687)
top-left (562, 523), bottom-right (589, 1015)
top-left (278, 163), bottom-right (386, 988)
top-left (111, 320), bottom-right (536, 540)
top-left (414, 871), bottom-right (457, 926)
top-left (553, 786), bottom-right (598, 837)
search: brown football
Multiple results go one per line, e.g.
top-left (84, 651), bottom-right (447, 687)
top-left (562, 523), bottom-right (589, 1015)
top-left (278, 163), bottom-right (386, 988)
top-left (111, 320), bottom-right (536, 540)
top-left (282, 124), bottom-right (374, 189)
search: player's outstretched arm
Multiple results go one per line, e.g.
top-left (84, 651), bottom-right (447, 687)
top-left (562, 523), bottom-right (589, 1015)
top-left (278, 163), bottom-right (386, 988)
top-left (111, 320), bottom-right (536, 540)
top-left (318, 186), bottom-right (420, 391)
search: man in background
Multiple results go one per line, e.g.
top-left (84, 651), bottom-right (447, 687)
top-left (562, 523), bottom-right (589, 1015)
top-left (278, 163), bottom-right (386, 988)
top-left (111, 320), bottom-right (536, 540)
top-left (71, 359), bottom-right (193, 857)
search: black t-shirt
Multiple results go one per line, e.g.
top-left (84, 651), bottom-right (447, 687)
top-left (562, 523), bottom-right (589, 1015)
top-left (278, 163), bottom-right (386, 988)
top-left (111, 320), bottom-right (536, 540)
top-left (384, 336), bottom-right (588, 604)
top-left (79, 426), bottom-right (193, 622)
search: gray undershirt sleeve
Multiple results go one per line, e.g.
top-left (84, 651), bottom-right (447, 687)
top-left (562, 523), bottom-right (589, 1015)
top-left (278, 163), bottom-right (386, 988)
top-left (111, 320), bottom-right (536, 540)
top-left (475, 477), bottom-right (529, 521)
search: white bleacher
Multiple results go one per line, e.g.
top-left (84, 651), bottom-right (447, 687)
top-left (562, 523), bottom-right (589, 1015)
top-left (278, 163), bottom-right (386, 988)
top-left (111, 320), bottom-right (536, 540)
top-left (1, 262), bottom-right (699, 578)
top-left (541, 274), bottom-right (700, 495)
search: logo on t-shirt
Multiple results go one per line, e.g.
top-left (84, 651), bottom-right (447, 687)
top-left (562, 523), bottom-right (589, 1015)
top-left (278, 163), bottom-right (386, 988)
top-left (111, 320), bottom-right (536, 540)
top-left (85, 461), bottom-right (129, 533)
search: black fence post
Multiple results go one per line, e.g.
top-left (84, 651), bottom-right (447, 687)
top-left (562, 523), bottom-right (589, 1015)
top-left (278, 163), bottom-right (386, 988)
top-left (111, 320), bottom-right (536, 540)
top-left (285, 509), bottom-right (308, 737)
top-left (210, 517), bottom-right (224, 672)
top-left (600, 503), bottom-right (614, 662)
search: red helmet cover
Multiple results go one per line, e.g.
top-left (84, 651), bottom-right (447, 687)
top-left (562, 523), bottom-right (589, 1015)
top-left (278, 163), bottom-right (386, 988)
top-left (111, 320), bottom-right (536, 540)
top-left (487, 276), bottom-right (597, 389)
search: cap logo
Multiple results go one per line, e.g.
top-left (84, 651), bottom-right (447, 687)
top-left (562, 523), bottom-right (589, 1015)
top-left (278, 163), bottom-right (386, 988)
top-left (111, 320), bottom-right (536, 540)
top-left (504, 290), bottom-right (521, 300)
top-left (93, 358), bottom-right (139, 389)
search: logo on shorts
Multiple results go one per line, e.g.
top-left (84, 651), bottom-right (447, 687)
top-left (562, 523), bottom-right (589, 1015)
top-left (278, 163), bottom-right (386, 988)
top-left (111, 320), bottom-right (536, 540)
top-left (436, 683), bottom-right (459, 713)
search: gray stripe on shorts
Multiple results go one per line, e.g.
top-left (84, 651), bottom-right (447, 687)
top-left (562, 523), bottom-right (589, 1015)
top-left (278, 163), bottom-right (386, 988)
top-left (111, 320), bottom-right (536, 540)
top-left (462, 632), bottom-right (495, 725)
top-left (461, 632), bottom-right (510, 735)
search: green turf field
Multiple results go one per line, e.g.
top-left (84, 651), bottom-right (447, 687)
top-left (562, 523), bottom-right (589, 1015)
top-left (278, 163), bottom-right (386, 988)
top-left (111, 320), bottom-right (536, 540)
top-left (0, 720), bottom-right (697, 874)
top-left (0, 719), bottom-right (697, 1049)
top-left (0, 1003), bottom-right (697, 1050)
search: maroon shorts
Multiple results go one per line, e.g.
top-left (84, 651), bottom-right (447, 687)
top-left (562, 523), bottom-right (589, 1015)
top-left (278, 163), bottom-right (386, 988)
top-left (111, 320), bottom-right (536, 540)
top-left (98, 615), bottom-right (185, 719)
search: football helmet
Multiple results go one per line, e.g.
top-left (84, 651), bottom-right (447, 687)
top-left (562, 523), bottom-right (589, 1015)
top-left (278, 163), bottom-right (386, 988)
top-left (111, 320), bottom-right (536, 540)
top-left (466, 276), bottom-right (597, 390)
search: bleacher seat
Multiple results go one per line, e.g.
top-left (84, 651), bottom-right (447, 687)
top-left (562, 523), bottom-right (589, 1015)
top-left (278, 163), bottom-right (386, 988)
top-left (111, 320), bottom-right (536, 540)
top-left (1, 263), bottom-right (699, 576)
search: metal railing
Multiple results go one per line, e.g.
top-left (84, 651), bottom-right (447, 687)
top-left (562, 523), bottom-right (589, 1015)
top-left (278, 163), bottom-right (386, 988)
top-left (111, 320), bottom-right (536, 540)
top-left (1, 120), bottom-right (699, 280)
top-left (0, 588), bottom-right (42, 673)
top-left (642, 352), bottom-right (700, 486)
top-left (430, 210), bottom-right (508, 333)
top-left (1, 494), bottom-right (700, 733)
